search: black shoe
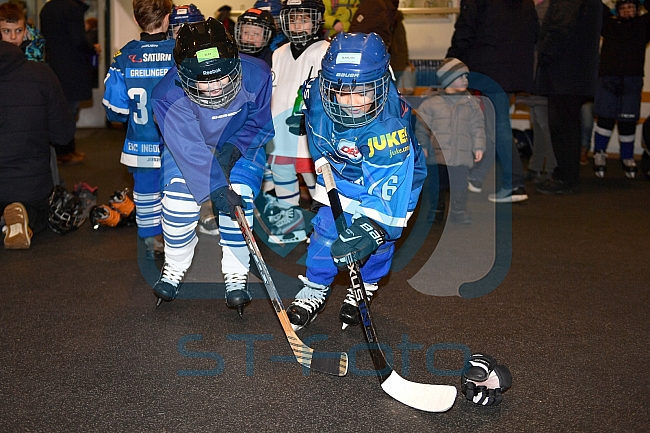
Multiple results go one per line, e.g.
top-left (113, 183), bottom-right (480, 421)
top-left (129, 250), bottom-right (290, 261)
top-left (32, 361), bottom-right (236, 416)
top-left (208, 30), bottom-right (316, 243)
top-left (524, 170), bottom-right (542, 183)
top-left (536, 179), bottom-right (577, 195)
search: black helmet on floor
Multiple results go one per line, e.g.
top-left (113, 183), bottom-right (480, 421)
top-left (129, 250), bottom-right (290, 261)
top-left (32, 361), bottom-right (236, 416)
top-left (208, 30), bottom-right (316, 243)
top-left (48, 186), bottom-right (86, 234)
top-left (174, 18), bottom-right (242, 109)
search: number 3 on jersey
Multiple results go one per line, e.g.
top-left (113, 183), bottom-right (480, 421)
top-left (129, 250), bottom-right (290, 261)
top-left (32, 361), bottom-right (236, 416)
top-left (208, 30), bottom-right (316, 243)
top-left (127, 87), bottom-right (148, 125)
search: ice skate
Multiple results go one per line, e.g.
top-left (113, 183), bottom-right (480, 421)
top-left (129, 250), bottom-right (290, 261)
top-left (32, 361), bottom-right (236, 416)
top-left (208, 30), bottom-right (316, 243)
top-left (224, 273), bottom-right (251, 318)
top-left (593, 151), bottom-right (607, 178)
top-left (621, 158), bottom-right (637, 179)
top-left (339, 282), bottom-right (378, 330)
top-left (144, 234), bottom-right (164, 260)
top-left (260, 193), bottom-right (306, 244)
top-left (197, 214), bottom-right (219, 236)
top-left (287, 275), bottom-right (330, 330)
top-left (153, 262), bottom-right (186, 306)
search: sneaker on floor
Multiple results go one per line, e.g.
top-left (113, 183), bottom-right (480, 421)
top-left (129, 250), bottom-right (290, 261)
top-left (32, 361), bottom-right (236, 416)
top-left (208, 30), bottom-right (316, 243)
top-left (488, 187), bottom-right (528, 203)
top-left (57, 150), bottom-right (85, 165)
top-left (621, 158), bottom-right (637, 179)
top-left (197, 214), bottom-right (219, 236)
top-left (449, 209), bottom-right (472, 224)
top-left (536, 179), bottom-right (577, 195)
top-left (467, 180), bottom-right (482, 193)
top-left (524, 170), bottom-right (542, 184)
top-left (2, 202), bottom-right (32, 249)
top-left (593, 151), bottom-right (607, 178)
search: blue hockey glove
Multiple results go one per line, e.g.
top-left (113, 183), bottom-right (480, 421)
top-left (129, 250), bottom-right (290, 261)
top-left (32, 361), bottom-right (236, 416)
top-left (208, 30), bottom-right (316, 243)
top-left (210, 186), bottom-right (245, 220)
top-left (331, 216), bottom-right (386, 266)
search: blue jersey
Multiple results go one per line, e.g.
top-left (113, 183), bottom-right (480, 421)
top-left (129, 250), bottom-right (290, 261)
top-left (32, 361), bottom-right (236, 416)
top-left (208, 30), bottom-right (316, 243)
top-left (103, 35), bottom-right (176, 168)
top-left (152, 54), bottom-right (275, 204)
top-left (303, 78), bottom-right (426, 240)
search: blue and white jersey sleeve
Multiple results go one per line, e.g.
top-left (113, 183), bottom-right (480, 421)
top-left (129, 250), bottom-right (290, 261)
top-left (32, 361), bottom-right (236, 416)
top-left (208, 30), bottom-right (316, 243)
top-left (152, 56), bottom-right (274, 204)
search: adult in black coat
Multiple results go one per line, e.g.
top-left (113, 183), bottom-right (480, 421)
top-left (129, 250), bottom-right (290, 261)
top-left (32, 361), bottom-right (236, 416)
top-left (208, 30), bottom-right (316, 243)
top-left (39, 0), bottom-right (97, 162)
top-left (535, 0), bottom-right (602, 194)
top-left (0, 41), bottom-right (75, 244)
top-left (446, 0), bottom-right (538, 202)
top-left (447, 0), bottom-right (538, 94)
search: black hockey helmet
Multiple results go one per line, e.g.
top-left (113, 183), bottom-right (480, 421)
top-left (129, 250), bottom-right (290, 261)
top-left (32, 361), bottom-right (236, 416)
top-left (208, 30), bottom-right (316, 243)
top-left (48, 186), bottom-right (86, 235)
top-left (280, 0), bottom-right (325, 46)
top-left (174, 17), bottom-right (242, 108)
top-left (235, 8), bottom-right (276, 54)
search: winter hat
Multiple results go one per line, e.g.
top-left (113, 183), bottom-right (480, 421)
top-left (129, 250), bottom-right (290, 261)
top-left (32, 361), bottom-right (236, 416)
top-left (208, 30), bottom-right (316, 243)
top-left (437, 57), bottom-right (469, 88)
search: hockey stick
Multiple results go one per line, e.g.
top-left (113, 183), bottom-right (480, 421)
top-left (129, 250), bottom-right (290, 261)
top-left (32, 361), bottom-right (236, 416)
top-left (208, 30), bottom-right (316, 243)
top-left (321, 164), bottom-right (456, 411)
top-left (233, 204), bottom-right (348, 377)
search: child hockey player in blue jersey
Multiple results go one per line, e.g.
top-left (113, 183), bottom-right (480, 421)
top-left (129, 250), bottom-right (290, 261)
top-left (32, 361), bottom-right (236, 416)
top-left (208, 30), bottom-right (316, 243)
top-left (234, 8), bottom-right (276, 67)
top-left (102, 0), bottom-right (175, 259)
top-left (286, 32), bottom-right (426, 330)
top-left (167, 4), bottom-right (204, 39)
top-left (151, 18), bottom-right (274, 316)
top-left (260, 0), bottom-right (330, 244)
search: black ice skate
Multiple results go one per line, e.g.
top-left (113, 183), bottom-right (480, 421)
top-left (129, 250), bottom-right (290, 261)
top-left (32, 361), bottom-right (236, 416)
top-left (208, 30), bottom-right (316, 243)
top-left (287, 275), bottom-right (330, 330)
top-left (621, 158), bottom-right (637, 179)
top-left (340, 282), bottom-right (378, 330)
top-left (154, 262), bottom-right (186, 307)
top-left (224, 273), bottom-right (251, 318)
top-left (593, 151), bottom-right (607, 178)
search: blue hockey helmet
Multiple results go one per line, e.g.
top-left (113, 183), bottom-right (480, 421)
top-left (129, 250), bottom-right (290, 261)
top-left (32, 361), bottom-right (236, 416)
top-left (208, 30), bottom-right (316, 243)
top-left (174, 18), bottom-right (242, 109)
top-left (168, 4), bottom-right (205, 39)
top-left (254, 0), bottom-right (283, 30)
top-left (280, 0), bottom-right (325, 46)
top-left (235, 8), bottom-right (276, 54)
top-left (320, 32), bottom-right (391, 127)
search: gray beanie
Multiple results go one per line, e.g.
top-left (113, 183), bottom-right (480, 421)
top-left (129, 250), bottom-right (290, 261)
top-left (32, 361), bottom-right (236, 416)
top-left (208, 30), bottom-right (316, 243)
top-left (436, 57), bottom-right (469, 88)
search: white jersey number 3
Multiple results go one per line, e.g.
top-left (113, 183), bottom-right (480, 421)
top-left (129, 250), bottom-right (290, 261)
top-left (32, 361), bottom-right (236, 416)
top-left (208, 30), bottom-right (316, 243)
top-left (128, 87), bottom-right (148, 125)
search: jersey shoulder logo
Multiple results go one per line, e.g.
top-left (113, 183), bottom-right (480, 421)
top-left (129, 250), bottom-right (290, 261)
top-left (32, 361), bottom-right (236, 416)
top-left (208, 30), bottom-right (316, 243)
top-left (336, 139), bottom-right (362, 161)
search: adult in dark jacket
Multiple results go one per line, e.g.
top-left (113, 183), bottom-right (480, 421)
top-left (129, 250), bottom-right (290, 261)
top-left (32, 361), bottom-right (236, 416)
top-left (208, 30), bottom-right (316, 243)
top-left (446, 0), bottom-right (538, 203)
top-left (40, 0), bottom-right (97, 163)
top-left (0, 41), bottom-right (75, 247)
top-left (348, 0), bottom-right (398, 47)
top-left (535, 0), bottom-right (602, 194)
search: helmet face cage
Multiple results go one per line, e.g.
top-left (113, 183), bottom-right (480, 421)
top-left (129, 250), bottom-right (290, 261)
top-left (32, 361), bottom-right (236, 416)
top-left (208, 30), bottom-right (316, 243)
top-left (48, 186), bottom-right (85, 234)
top-left (320, 74), bottom-right (390, 127)
top-left (235, 11), bottom-right (274, 54)
top-left (178, 60), bottom-right (243, 109)
top-left (280, 7), bottom-right (323, 45)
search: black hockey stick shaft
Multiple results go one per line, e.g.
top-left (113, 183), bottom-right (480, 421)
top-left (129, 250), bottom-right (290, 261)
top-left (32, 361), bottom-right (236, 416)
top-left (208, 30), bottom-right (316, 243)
top-left (321, 164), bottom-right (391, 382)
top-left (232, 203), bottom-right (348, 376)
top-left (320, 164), bottom-right (457, 411)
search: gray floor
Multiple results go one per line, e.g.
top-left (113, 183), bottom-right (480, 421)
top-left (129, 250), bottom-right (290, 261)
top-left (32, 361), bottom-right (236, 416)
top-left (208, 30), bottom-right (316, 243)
top-left (1, 128), bottom-right (649, 432)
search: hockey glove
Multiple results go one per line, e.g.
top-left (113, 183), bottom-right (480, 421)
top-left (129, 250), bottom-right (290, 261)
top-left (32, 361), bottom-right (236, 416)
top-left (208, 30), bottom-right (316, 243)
top-left (461, 353), bottom-right (512, 406)
top-left (210, 186), bottom-right (245, 220)
top-left (331, 216), bottom-right (386, 266)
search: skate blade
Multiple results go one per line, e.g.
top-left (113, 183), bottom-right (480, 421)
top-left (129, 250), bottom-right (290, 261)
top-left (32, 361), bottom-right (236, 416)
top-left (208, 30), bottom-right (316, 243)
top-left (197, 226), bottom-right (220, 236)
top-left (268, 230), bottom-right (306, 245)
top-left (341, 323), bottom-right (349, 330)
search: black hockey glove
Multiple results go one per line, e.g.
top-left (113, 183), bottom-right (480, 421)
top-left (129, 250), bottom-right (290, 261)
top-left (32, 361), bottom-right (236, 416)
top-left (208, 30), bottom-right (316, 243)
top-left (210, 186), bottom-right (245, 220)
top-left (331, 216), bottom-right (386, 266)
top-left (461, 353), bottom-right (512, 406)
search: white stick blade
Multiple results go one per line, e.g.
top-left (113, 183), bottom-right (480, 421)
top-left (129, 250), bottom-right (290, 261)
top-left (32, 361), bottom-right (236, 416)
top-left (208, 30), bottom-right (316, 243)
top-left (380, 371), bottom-right (457, 412)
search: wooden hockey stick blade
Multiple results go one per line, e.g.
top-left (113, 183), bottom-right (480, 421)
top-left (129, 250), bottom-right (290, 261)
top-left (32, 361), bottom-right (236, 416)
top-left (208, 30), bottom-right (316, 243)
top-left (320, 164), bottom-right (457, 410)
top-left (234, 205), bottom-right (348, 376)
top-left (381, 371), bottom-right (457, 412)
